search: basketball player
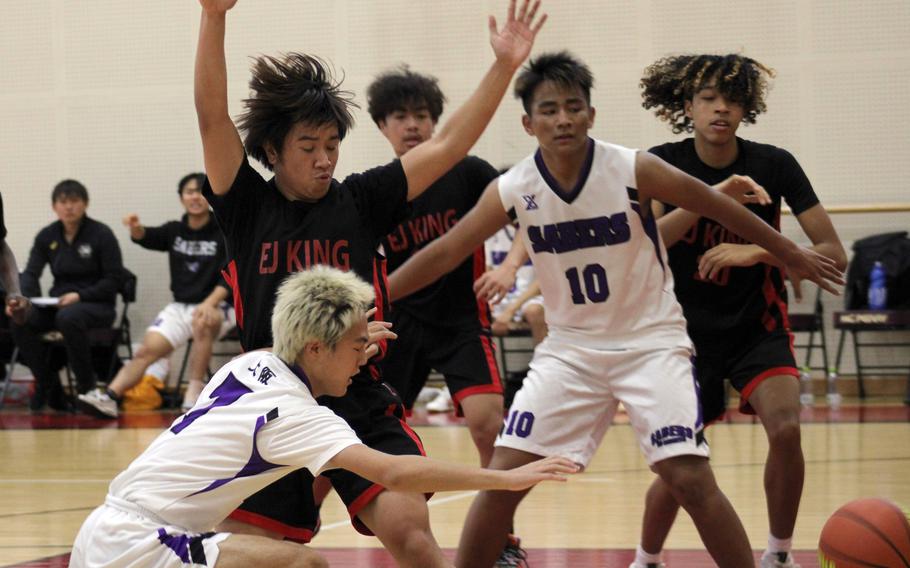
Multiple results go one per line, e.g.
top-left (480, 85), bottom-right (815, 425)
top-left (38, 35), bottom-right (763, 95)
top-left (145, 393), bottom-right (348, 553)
top-left (631, 54), bottom-right (847, 568)
top-left (70, 266), bottom-right (576, 568)
top-left (194, 1), bottom-right (546, 566)
top-left (387, 51), bottom-right (844, 568)
top-left (367, 65), bottom-right (504, 465)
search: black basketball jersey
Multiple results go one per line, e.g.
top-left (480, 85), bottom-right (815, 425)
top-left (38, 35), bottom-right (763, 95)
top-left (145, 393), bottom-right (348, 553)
top-left (650, 138), bottom-right (819, 333)
top-left (203, 157), bottom-right (409, 358)
top-left (382, 156), bottom-right (498, 327)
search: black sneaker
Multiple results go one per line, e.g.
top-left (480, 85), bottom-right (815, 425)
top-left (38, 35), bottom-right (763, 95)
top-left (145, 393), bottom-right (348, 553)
top-left (495, 534), bottom-right (529, 567)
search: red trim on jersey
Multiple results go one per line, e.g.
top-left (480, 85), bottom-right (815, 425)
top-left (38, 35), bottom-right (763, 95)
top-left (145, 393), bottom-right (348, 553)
top-left (761, 265), bottom-right (791, 332)
top-left (739, 366), bottom-right (800, 414)
top-left (473, 247), bottom-right (492, 328)
top-left (371, 256), bottom-right (390, 363)
top-left (221, 260), bottom-right (243, 330)
top-left (226, 509), bottom-right (315, 543)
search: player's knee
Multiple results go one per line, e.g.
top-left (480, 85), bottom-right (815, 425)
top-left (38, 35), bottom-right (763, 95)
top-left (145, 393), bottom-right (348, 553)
top-left (293, 552), bottom-right (329, 568)
top-left (523, 304), bottom-right (545, 326)
top-left (657, 458), bottom-right (714, 507)
top-left (766, 413), bottom-right (801, 449)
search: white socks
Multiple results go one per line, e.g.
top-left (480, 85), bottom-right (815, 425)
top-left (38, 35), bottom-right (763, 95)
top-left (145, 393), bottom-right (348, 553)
top-left (634, 544), bottom-right (662, 566)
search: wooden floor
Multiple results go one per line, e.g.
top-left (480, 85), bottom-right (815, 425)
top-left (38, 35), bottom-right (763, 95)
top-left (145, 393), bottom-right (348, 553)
top-left (1, 400), bottom-right (909, 567)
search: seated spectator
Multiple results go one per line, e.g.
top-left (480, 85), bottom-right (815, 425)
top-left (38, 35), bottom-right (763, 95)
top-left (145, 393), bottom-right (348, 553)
top-left (483, 224), bottom-right (547, 344)
top-left (77, 173), bottom-right (234, 419)
top-left (13, 180), bottom-right (124, 411)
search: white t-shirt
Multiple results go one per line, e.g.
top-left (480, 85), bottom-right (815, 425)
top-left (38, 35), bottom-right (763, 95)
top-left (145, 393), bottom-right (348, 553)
top-left (498, 139), bottom-right (689, 349)
top-left (108, 351), bottom-right (362, 533)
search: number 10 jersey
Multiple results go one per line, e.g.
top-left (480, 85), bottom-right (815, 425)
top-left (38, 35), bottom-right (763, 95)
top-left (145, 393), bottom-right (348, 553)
top-left (498, 138), bottom-right (690, 350)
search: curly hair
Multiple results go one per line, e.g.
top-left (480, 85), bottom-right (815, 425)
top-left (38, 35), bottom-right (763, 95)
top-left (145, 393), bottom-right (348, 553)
top-left (640, 54), bottom-right (775, 134)
top-left (366, 65), bottom-right (446, 125)
top-left (237, 53), bottom-right (357, 170)
top-left (514, 51), bottom-right (593, 114)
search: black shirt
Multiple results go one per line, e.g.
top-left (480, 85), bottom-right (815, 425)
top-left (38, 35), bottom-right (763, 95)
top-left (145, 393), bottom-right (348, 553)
top-left (21, 216), bottom-right (124, 303)
top-left (203, 157), bottom-right (409, 354)
top-left (383, 156), bottom-right (498, 327)
top-left (651, 138), bottom-right (819, 333)
top-left (133, 214), bottom-right (229, 304)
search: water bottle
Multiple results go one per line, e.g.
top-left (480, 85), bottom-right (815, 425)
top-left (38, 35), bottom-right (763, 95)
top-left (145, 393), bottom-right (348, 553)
top-left (798, 367), bottom-right (814, 406)
top-left (868, 261), bottom-right (887, 310)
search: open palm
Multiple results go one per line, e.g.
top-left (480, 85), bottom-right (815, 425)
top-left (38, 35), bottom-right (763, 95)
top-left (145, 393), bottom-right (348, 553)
top-left (199, 0), bottom-right (238, 12)
top-left (489, 0), bottom-right (547, 69)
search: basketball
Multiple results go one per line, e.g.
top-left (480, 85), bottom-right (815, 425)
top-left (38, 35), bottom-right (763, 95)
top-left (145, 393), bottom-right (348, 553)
top-left (818, 498), bottom-right (910, 567)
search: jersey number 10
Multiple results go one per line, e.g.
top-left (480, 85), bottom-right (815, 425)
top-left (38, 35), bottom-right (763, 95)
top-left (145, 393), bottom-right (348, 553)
top-left (565, 264), bottom-right (610, 305)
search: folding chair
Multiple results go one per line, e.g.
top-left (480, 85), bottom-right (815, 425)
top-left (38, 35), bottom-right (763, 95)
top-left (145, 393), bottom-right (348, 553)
top-left (164, 326), bottom-right (241, 408)
top-left (788, 286), bottom-right (832, 406)
top-left (0, 269), bottom-right (136, 410)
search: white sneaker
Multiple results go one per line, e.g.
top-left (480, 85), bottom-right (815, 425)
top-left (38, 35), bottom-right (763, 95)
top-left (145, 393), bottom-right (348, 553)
top-left (628, 563), bottom-right (666, 568)
top-left (760, 551), bottom-right (800, 568)
top-left (426, 386), bottom-right (454, 413)
top-left (416, 386), bottom-right (442, 405)
top-left (76, 388), bottom-right (118, 419)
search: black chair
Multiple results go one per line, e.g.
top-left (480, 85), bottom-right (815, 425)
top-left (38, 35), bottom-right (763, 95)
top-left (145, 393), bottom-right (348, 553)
top-left (164, 326), bottom-right (241, 408)
top-left (0, 269), bottom-right (136, 410)
top-left (788, 286), bottom-right (831, 405)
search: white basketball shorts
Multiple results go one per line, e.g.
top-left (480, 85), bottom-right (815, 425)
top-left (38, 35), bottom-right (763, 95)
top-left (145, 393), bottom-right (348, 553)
top-left (147, 302), bottom-right (236, 350)
top-left (496, 334), bottom-right (709, 466)
top-left (71, 500), bottom-right (229, 568)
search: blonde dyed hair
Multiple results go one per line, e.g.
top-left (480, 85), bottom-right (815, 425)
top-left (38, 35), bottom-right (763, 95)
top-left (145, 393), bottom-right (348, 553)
top-left (271, 266), bottom-right (375, 363)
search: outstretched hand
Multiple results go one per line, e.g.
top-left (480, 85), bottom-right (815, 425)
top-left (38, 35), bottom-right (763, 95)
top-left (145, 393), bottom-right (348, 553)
top-left (501, 455), bottom-right (578, 491)
top-left (714, 174), bottom-right (771, 206)
top-left (783, 247), bottom-right (845, 302)
top-left (199, 0), bottom-right (238, 12)
top-left (362, 307), bottom-right (397, 364)
top-left (489, 0), bottom-right (548, 70)
top-left (474, 264), bottom-right (517, 304)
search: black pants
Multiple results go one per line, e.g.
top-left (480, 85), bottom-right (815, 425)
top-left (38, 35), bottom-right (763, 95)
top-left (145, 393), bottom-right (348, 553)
top-left (11, 302), bottom-right (115, 394)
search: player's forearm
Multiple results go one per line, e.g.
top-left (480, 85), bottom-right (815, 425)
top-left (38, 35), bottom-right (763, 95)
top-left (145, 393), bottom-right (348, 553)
top-left (656, 207), bottom-right (701, 247)
top-left (382, 455), bottom-right (513, 493)
top-left (194, 11), bottom-right (230, 129)
top-left (200, 284), bottom-right (229, 308)
top-left (402, 61), bottom-right (517, 199)
top-left (696, 191), bottom-right (799, 263)
top-left (388, 238), bottom-right (467, 301)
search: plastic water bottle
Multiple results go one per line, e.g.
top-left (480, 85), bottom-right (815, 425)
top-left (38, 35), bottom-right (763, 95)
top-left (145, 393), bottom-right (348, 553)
top-left (798, 367), bottom-right (814, 406)
top-left (867, 261), bottom-right (887, 310)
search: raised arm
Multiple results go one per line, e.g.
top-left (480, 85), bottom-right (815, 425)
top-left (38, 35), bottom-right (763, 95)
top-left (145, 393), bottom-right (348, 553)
top-left (389, 181), bottom-right (511, 301)
top-left (327, 444), bottom-right (575, 493)
top-left (399, 0), bottom-right (546, 200)
top-left (636, 151), bottom-right (844, 294)
top-left (195, 0), bottom-right (245, 195)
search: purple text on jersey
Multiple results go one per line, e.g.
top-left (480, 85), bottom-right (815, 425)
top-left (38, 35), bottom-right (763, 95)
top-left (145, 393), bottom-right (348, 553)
top-left (386, 209), bottom-right (457, 253)
top-left (259, 239), bottom-right (350, 274)
top-left (527, 213), bottom-right (630, 254)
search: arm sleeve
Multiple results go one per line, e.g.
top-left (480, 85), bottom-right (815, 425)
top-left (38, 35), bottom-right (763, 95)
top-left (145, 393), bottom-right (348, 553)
top-left (261, 404), bottom-right (363, 475)
top-left (342, 160), bottom-right (409, 241)
top-left (133, 222), bottom-right (172, 251)
top-left (20, 232), bottom-right (48, 297)
top-left (776, 148), bottom-right (820, 216)
top-left (78, 225), bottom-right (124, 302)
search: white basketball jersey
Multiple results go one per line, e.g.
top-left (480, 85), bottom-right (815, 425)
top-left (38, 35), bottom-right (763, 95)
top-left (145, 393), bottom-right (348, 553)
top-left (108, 352), bottom-right (361, 533)
top-left (498, 139), bottom-right (689, 349)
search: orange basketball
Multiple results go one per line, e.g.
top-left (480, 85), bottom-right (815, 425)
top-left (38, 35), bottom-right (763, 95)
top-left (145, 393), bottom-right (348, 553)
top-left (818, 498), bottom-right (910, 567)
